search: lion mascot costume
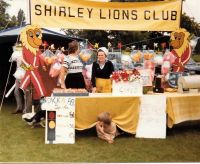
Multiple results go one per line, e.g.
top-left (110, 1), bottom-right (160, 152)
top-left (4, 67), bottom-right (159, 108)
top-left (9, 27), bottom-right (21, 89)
top-left (170, 28), bottom-right (192, 72)
top-left (19, 25), bottom-right (49, 98)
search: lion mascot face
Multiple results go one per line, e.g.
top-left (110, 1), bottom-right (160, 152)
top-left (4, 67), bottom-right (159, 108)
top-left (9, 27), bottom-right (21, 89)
top-left (170, 28), bottom-right (191, 72)
top-left (171, 32), bottom-right (185, 49)
top-left (20, 25), bottom-right (42, 55)
top-left (170, 28), bottom-right (190, 58)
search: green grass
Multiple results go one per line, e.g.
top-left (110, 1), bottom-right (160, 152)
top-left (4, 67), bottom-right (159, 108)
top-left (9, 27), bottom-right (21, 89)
top-left (1, 103), bottom-right (200, 162)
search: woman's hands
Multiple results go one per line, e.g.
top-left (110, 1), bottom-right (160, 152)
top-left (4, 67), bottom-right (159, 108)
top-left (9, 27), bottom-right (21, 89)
top-left (92, 87), bottom-right (97, 93)
top-left (60, 83), bottom-right (66, 89)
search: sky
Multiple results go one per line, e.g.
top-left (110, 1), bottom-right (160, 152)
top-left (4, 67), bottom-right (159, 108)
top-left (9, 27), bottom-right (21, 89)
top-left (6, 0), bottom-right (200, 24)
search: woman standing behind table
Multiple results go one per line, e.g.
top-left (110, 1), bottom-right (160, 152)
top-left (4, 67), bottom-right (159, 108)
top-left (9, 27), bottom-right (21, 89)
top-left (60, 40), bottom-right (85, 89)
top-left (92, 47), bottom-right (114, 93)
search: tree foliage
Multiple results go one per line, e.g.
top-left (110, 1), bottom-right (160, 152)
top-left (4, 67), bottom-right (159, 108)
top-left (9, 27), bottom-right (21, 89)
top-left (17, 9), bottom-right (25, 25)
top-left (181, 13), bottom-right (200, 36)
top-left (0, 0), bottom-right (26, 30)
top-left (9, 15), bottom-right (18, 27)
top-left (0, 0), bottom-right (10, 30)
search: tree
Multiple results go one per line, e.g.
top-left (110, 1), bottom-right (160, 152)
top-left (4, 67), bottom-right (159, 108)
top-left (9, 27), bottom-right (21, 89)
top-left (0, 0), bottom-right (10, 30)
top-left (17, 9), bottom-right (25, 25)
top-left (80, 30), bottom-right (109, 47)
top-left (61, 29), bottom-right (82, 38)
top-left (181, 13), bottom-right (200, 36)
top-left (0, 1), bottom-right (26, 30)
top-left (9, 15), bottom-right (18, 27)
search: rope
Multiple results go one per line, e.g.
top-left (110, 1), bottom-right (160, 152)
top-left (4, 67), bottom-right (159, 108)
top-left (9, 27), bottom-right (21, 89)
top-left (87, 35), bottom-right (167, 50)
top-left (0, 20), bottom-right (24, 113)
top-left (121, 35), bottom-right (167, 48)
top-left (0, 62), bottom-right (13, 112)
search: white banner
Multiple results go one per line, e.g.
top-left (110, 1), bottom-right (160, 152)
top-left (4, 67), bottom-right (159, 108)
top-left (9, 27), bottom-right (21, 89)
top-left (41, 97), bottom-right (75, 144)
top-left (136, 95), bottom-right (166, 139)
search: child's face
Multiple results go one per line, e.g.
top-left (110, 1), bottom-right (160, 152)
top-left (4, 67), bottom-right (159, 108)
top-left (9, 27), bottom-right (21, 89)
top-left (103, 123), bottom-right (110, 129)
top-left (99, 121), bottom-right (104, 127)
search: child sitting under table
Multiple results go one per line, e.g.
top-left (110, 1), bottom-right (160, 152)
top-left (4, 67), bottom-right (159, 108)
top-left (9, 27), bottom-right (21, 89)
top-left (96, 112), bottom-right (119, 144)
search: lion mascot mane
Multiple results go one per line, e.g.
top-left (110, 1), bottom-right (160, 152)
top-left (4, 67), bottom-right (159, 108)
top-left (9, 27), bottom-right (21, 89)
top-left (170, 28), bottom-right (191, 72)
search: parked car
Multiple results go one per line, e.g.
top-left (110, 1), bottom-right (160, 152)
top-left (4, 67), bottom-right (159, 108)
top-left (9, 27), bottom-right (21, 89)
top-left (184, 58), bottom-right (200, 75)
top-left (168, 72), bottom-right (188, 88)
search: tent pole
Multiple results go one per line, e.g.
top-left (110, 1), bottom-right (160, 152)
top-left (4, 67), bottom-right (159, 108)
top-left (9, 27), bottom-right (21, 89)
top-left (28, 0), bottom-right (32, 25)
top-left (0, 62), bottom-right (13, 113)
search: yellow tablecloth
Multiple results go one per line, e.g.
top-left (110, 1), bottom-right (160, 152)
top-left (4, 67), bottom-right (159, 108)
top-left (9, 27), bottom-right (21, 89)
top-left (73, 92), bottom-right (200, 132)
top-left (166, 93), bottom-right (200, 128)
top-left (75, 95), bottom-right (140, 134)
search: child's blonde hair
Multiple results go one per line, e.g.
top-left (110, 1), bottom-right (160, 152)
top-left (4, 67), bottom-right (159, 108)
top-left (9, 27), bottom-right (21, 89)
top-left (97, 112), bottom-right (112, 125)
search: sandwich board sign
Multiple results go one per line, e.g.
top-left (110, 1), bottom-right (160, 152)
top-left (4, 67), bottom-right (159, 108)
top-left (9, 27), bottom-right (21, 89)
top-left (41, 97), bottom-right (75, 144)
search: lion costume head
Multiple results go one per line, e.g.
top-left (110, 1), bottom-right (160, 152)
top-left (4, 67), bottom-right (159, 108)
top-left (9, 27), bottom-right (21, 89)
top-left (170, 28), bottom-right (190, 58)
top-left (20, 25), bottom-right (42, 55)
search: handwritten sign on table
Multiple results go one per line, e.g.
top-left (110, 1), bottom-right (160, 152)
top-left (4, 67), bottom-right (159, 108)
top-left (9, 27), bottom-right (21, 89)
top-left (136, 95), bottom-right (166, 139)
top-left (41, 97), bottom-right (75, 144)
top-left (112, 81), bottom-right (143, 96)
top-left (138, 69), bottom-right (153, 86)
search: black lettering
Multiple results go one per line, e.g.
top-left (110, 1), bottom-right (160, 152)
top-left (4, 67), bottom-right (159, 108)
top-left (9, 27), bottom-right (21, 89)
top-left (68, 7), bottom-right (75, 17)
top-left (113, 10), bottom-right (120, 19)
top-left (78, 8), bottom-right (84, 18)
top-left (171, 11), bottom-right (177, 20)
top-left (153, 11), bottom-right (159, 20)
top-left (100, 9), bottom-right (106, 19)
top-left (144, 10), bottom-right (150, 20)
top-left (162, 10), bottom-right (169, 20)
top-left (59, 7), bottom-right (66, 16)
top-left (54, 6), bottom-right (56, 16)
top-left (109, 9), bottom-right (111, 19)
top-left (87, 8), bottom-right (93, 18)
top-left (53, 97), bottom-right (57, 103)
top-left (45, 5), bottom-right (51, 16)
top-left (131, 10), bottom-right (137, 20)
top-left (35, 5), bottom-right (41, 15)
top-left (122, 10), bottom-right (129, 20)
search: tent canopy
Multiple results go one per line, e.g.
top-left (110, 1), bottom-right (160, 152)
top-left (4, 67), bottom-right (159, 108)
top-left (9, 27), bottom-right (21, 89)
top-left (0, 25), bottom-right (85, 44)
top-left (0, 25), bottom-right (85, 95)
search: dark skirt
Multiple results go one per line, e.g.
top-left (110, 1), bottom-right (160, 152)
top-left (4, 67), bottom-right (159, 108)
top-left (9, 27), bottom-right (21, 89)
top-left (65, 73), bottom-right (86, 89)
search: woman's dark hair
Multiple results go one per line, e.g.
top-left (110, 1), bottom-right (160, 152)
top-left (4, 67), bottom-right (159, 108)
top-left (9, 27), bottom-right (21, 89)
top-left (68, 40), bottom-right (79, 54)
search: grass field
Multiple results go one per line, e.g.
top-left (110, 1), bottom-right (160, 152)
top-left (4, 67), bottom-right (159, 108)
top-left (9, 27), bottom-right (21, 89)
top-left (0, 102), bottom-right (200, 162)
